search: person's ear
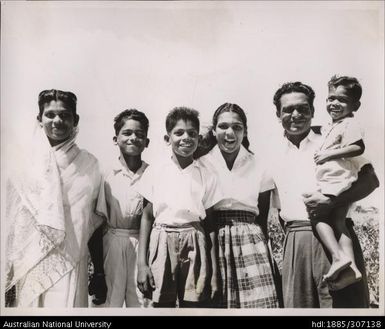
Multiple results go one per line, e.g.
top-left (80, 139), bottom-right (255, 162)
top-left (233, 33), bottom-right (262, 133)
top-left (198, 135), bottom-right (203, 143)
top-left (113, 136), bottom-right (117, 145)
top-left (37, 115), bottom-right (43, 127)
top-left (276, 111), bottom-right (282, 123)
top-left (353, 101), bottom-right (361, 112)
top-left (74, 114), bottom-right (80, 127)
top-left (145, 138), bottom-right (150, 148)
top-left (164, 134), bottom-right (170, 144)
top-left (311, 106), bottom-right (315, 118)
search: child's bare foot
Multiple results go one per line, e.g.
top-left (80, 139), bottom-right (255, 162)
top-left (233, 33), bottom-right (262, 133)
top-left (327, 266), bottom-right (362, 291)
top-left (323, 258), bottom-right (352, 282)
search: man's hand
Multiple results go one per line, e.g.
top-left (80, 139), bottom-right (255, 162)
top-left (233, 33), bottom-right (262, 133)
top-left (137, 265), bottom-right (155, 299)
top-left (302, 191), bottom-right (334, 219)
top-left (314, 150), bottom-right (331, 165)
top-left (88, 273), bottom-right (107, 305)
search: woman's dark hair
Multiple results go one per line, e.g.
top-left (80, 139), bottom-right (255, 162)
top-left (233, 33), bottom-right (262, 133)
top-left (113, 109), bottom-right (149, 135)
top-left (195, 103), bottom-right (252, 158)
top-left (37, 89), bottom-right (77, 120)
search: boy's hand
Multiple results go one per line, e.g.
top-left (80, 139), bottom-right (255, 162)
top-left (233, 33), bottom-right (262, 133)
top-left (210, 273), bottom-right (220, 301)
top-left (137, 265), bottom-right (155, 299)
top-left (314, 150), bottom-right (331, 165)
top-left (88, 273), bottom-right (107, 305)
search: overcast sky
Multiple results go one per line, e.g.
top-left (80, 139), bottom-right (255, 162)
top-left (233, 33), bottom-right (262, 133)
top-left (1, 1), bottom-right (383, 209)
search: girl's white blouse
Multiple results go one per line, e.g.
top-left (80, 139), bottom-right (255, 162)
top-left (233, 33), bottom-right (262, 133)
top-left (199, 145), bottom-right (274, 216)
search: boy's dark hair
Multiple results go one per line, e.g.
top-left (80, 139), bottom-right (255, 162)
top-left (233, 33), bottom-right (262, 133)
top-left (328, 75), bottom-right (362, 103)
top-left (273, 81), bottom-right (315, 114)
top-left (38, 89), bottom-right (77, 120)
top-left (113, 109), bottom-right (149, 135)
top-left (165, 107), bottom-right (200, 133)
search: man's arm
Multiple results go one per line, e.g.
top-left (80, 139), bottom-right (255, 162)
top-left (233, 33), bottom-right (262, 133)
top-left (303, 164), bottom-right (379, 218)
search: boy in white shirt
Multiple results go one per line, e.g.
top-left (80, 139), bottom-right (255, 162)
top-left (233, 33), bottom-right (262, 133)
top-left (136, 107), bottom-right (222, 307)
top-left (92, 109), bottom-right (151, 307)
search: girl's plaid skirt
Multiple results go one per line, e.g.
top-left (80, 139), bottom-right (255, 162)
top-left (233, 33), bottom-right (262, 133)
top-left (215, 210), bottom-right (279, 308)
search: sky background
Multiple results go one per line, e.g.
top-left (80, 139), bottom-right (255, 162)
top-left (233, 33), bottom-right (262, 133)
top-left (1, 1), bottom-right (383, 210)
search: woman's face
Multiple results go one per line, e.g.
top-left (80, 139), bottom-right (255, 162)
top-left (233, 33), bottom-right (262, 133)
top-left (214, 111), bottom-right (246, 154)
top-left (39, 100), bottom-right (78, 146)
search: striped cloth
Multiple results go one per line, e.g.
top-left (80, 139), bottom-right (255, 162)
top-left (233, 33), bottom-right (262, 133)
top-left (215, 210), bottom-right (279, 308)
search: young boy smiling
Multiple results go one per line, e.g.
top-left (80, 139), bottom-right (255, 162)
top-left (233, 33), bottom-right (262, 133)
top-left (311, 76), bottom-right (371, 290)
top-left (136, 107), bottom-right (222, 307)
top-left (93, 109), bottom-right (151, 307)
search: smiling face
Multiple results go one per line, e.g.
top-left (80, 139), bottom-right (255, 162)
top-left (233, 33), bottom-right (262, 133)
top-left (278, 92), bottom-right (313, 137)
top-left (167, 119), bottom-right (199, 161)
top-left (39, 100), bottom-right (78, 146)
top-left (327, 85), bottom-right (358, 122)
top-left (214, 111), bottom-right (245, 155)
top-left (114, 119), bottom-right (149, 156)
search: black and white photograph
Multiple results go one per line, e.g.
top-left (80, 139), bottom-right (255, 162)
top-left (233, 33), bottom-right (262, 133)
top-left (1, 0), bottom-right (383, 318)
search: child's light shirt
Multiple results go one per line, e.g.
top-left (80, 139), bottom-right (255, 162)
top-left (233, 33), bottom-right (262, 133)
top-left (96, 157), bottom-right (148, 229)
top-left (135, 156), bottom-right (222, 226)
top-left (317, 116), bottom-right (370, 196)
top-left (199, 145), bottom-right (274, 216)
top-left (320, 116), bottom-right (364, 151)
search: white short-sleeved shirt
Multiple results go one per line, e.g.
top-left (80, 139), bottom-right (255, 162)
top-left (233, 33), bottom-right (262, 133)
top-left (316, 117), bottom-right (370, 196)
top-left (200, 145), bottom-right (274, 216)
top-left (135, 156), bottom-right (223, 226)
top-left (96, 158), bottom-right (148, 229)
top-left (271, 129), bottom-right (369, 222)
top-left (270, 130), bottom-right (323, 222)
top-left (320, 116), bottom-right (363, 151)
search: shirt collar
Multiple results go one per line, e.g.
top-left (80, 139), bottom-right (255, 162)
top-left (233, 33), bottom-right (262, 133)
top-left (330, 114), bottom-right (354, 127)
top-left (211, 144), bottom-right (252, 170)
top-left (169, 154), bottom-right (199, 171)
top-left (283, 129), bottom-right (319, 150)
top-left (113, 157), bottom-right (148, 181)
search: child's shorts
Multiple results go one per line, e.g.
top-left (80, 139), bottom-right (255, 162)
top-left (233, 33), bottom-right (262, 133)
top-left (149, 222), bottom-right (210, 303)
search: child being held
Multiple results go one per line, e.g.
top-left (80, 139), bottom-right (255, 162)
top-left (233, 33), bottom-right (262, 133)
top-left (311, 75), bottom-right (371, 291)
top-left (136, 107), bottom-right (222, 307)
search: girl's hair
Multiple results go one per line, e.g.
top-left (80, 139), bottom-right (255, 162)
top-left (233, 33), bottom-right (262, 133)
top-left (196, 103), bottom-right (252, 158)
top-left (113, 109), bottom-right (149, 135)
top-left (38, 89), bottom-right (77, 120)
top-left (328, 75), bottom-right (362, 103)
top-left (165, 107), bottom-right (200, 133)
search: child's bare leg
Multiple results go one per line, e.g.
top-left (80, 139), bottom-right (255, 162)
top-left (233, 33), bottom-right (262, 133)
top-left (315, 222), bottom-right (351, 280)
top-left (315, 219), bottom-right (351, 281)
top-left (333, 206), bottom-right (362, 281)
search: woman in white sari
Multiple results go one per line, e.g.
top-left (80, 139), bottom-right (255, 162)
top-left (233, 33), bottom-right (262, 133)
top-left (5, 89), bottom-right (106, 307)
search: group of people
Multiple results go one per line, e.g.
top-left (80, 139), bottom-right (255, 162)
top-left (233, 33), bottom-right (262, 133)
top-left (5, 75), bottom-right (379, 309)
